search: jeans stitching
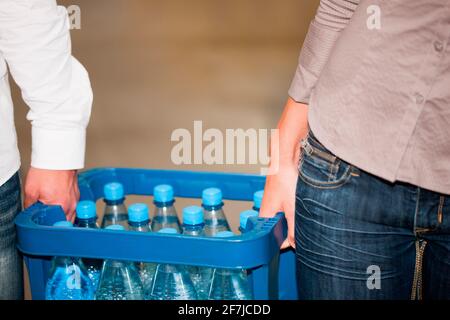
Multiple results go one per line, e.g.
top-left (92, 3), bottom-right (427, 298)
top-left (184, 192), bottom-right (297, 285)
top-left (298, 134), bottom-right (353, 188)
top-left (299, 164), bottom-right (352, 189)
top-left (437, 196), bottom-right (444, 225)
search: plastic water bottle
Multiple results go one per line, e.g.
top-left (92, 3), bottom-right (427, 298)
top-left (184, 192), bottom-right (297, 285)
top-left (239, 209), bottom-right (259, 233)
top-left (151, 184), bottom-right (181, 233)
top-left (101, 182), bottom-right (129, 229)
top-left (73, 201), bottom-right (102, 289)
top-left (45, 221), bottom-right (95, 300)
top-left (128, 203), bottom-right (151, 232)
top-left (202, 188), bottom-right (230, 236)
top-left (253, 190), bottom-right (264, 212)
top-left (95, 225), bottom-right (144, 300)
top-left (149, 228), bottom-right (197, 300)
top-left (128, 203), bottom-right (156, 299)
top-left (208, 231), bottom-right (253, 300)
top-left (182, 205), bottom-right (205, 237)
top-left (182, 206), bottom-right (212, 300)
top-left (74, 200), bottom-right (98, 228)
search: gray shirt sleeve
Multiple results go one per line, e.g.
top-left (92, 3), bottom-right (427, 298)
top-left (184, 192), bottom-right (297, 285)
top-left (288, 0), bottom-right (359, 103)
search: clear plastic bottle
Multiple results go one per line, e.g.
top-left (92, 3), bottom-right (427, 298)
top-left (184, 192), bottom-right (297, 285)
top-left (95, 225), bottom-right (144, 300)
top-left (208, 231), bottom-right (253, 300)
top-left (101, 182), bottom-right (129, 229)
top-left (239, 209), bottom-right (259, 233)
top-left (181, 206), bottom-right (212, 300)
top-left (149, 228), bottom-right (197, 300)
top-left (73, 201), bottom-right (102, 289)
top-left (45, 221), bottom-right (95, 300)
top-left (128, 203), bottom-right (157, 299)
top-left (151, 184), bottom-right (181, 233)
top-left (202, 188), bottom-right (230, 236)
top-left (253, 190), bottom-right (264, 212)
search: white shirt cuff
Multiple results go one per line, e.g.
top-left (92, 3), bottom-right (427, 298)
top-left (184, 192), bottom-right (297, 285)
top-left (31, 126), bottom-right (86, 170)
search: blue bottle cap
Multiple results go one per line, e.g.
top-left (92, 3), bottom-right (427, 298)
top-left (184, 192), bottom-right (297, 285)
top-left (239, 210), bottom-right (259, 229)
top-left (182, 206), bottom-right (204, 225)
top-left (53, 221), bottom-right (73, 228)
top-left (253, 190), bottom-right (264, 209)
top-left (202, 187), bottom-right (222, 206)
top-left (158, 227), bottom-right (178, 234)
top-left (215, 231), bottom-right (235, 238)
top-left (128, 203), bottom-right (149, 223)
top-left (105, 224), bottom-right (125, 231)
top-left (76, 200), bottom-right (97, 219)
top-left (104, 182), bottom-right (124, 201)
top-left (153, 184), bottom-right (174, 203)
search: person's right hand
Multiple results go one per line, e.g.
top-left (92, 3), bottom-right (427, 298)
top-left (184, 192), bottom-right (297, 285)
top-left (259, 161), bottom-right (299, 249)
top-left (258, 97), bottom-right (308, 250)
top-left (24, 167), bottom-right (80, 222)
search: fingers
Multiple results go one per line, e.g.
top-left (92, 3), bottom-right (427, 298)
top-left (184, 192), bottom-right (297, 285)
top-left (24, 187), bottom-right (39, 209)
top-left (284, 197), bottom-right (296, 249)
top-left (259, 179), bottom-right (282, 218)
top-left (66, 196), bottom-right (77, 222)
top-left (67, 180), bottom-right (80, 222)
top-left (24, 168), bottom-right (79, 221)
top-left (280, 239), bottom-right (290, 249)
top-left (259, 200), bottom-right (283, 218)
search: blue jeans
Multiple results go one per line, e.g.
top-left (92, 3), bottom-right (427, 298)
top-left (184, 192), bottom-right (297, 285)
top-left (0, 172), bottom-right (23, 299)
top-left (295, 131), bottom-right (450, 300)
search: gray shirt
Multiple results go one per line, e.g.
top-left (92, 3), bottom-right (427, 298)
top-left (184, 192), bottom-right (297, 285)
top-left (289, 0), bottom-right (450, 195)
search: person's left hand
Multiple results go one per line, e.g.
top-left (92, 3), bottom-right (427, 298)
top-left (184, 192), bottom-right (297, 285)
top-left (24, 167), bottom-right (79, 221)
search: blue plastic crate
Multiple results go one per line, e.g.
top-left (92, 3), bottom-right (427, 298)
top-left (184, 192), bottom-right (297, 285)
top-left (15, 168), bottom-right (298, 300)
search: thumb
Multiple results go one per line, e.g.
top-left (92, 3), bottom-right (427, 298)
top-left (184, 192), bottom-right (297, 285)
top-left (281, 200), bottom-right (296, 249)
top-left (259, 194), bottom-right (282, 218)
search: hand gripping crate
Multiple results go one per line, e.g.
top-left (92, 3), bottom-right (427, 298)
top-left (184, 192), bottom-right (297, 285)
top-left (15, 168), bottom-right (298, 300)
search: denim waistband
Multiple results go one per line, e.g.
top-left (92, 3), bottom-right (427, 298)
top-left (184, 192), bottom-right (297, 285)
top-left (302, 128), bottom-right (337, 164)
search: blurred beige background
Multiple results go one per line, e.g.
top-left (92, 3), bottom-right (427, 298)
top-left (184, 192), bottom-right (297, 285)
top-left (10, 0), bottom-right (319, 299)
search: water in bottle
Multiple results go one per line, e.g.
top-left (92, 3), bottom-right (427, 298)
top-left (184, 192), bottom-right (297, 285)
top-left (253, 190), bottom-right (264, 212)
top-left (73, 200), bottom-right (102, 289)
top-left (239, 209), bottom-right (259, 233)
top-left (101, 182), bottom-right (129, 229)
top-left (208, 231), bottom-right (253, 300)
top-left (128, 203), bottom-right (157, 298)
top-left (149, 228), bottom-right (197, 300)
top-left (95, 225), bottom-right (144, 300)
top-left (181, 206), bottom-right (212, 300)
top-left (202, 188), bottom-right (230, 236)
top-left (151, 184), bottom-right (181, 233)
top-left (45, 221), bottom-right (95, 300)
top-left (74, 200), bottom-right (98, 228)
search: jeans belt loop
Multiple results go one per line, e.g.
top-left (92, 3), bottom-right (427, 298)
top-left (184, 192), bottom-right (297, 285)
top-left (301, 138), bottom-right (314, 156)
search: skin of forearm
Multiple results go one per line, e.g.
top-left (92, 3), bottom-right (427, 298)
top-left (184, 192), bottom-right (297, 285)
top-left (272, 97), bottom-right (309, 168)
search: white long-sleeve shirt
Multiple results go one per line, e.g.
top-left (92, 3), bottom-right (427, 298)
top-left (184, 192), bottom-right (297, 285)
top-left (0, 0), bottom-right (92, 186)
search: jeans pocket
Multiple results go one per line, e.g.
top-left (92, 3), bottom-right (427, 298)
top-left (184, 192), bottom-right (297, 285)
top-left (298, 133), bottom-right (356, 189)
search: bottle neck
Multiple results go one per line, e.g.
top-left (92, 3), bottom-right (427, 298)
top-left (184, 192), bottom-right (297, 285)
top-left (213, 268), bottom-right (240, 276)
top-left (53, 256), bottom-right (81, 268)
top-left (182, 224), bottom-right (205, 236)
top-left (103, 197), bottom-right (125, 205)
top-left (106, 259), bottom-right (129, 269)
top-left (74, 217), bottom-right (98, 228)
top-left (154, 200), bottom-right (175, 208)
top-left (202, 202), bottom-right (224, 211)
top-left (128, 220), bottom-right (151, 231)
